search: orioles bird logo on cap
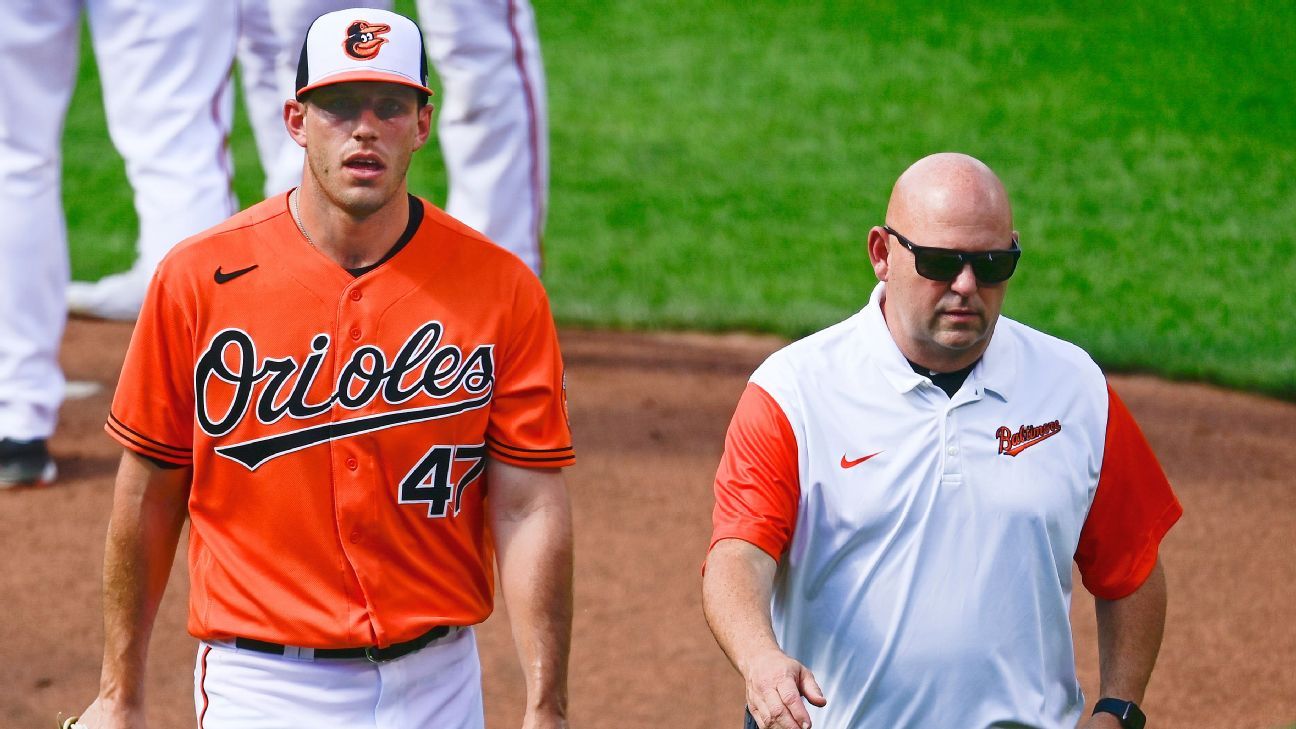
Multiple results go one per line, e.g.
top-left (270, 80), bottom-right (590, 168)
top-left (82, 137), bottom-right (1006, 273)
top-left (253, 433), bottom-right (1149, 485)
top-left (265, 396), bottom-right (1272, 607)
top-left (344, 20), bottom-right (391, 60)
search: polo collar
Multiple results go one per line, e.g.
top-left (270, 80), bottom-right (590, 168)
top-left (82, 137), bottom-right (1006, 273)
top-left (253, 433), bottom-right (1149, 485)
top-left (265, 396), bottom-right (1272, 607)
top-left (970, 316), bottom-right (1016, 401)
top-left (859, 282), bottom-right (1018, 401)
top-left (859, 283), bottom-right (930, 395)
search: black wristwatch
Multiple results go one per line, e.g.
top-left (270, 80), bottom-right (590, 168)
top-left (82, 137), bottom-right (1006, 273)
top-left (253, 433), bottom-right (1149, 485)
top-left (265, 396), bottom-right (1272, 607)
top-left (1092, 698), bottom-right (1146, 729)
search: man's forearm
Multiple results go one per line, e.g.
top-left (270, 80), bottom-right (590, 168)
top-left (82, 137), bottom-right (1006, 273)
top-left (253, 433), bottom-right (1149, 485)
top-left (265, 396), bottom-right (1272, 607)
top-left (97, 452), bottom-right (191, 705)
top-left (1094, 559), bottom-right (1168, 703)
top-left (490, 466), bottom-right (574, 718)
top-left (704, 539), bottom-right (827, 729)
top-left (702, 538), bottom-right (780, 674)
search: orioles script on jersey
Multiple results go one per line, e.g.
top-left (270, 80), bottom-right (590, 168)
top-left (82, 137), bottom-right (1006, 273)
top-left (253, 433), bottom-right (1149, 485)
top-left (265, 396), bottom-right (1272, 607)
top-left (197, 321), bottom-right (494, 471)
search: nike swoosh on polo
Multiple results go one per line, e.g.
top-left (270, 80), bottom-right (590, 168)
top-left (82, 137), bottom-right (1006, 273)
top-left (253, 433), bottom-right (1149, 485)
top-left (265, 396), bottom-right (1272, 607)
top-left (840, 452), bottom-right (882, 469)
top-left (214, 264), bottom-right (258, 284)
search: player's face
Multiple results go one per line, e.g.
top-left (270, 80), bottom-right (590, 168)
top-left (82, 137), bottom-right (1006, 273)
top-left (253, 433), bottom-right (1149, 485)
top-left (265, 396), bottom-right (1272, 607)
top-left (299, 82), bottom-right (432, 218)
top-left (870, 215), bottom-right (1015, 371)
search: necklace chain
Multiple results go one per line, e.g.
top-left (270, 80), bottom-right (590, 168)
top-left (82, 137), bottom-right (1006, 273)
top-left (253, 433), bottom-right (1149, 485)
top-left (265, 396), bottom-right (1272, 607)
top-left (290, 188), bottom-right (314, 246)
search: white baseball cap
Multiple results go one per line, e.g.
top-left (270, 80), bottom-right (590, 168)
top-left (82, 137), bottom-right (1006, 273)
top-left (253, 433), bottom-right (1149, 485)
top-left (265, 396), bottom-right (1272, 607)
top-left (295, 8), bottom-right (433, 101)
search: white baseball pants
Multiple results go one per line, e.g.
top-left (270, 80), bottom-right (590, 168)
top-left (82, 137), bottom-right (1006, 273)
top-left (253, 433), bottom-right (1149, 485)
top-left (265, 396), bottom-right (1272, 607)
top-left (236, 0), bottom-right (549, 274)
top-left (0, 0), bottom-right (237, 440)
top-left (194, 628), bottom-right (485, 729)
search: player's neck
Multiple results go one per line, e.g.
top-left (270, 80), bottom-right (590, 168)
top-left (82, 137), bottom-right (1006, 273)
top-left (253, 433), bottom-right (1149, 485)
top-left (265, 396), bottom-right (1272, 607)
top-left (294, 183), bottom-right (411, 270)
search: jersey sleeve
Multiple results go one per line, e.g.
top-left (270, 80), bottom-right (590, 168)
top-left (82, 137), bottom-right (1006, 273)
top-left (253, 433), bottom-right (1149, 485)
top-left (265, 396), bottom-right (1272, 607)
top-left (485, 278), bottom-right (574, 468)
top-left (105, 270), bottom-right (196, 465)
top-left (1074, 385), bottom-right (1183, 600)
top-left (709, 382), bottom-right (800, 562)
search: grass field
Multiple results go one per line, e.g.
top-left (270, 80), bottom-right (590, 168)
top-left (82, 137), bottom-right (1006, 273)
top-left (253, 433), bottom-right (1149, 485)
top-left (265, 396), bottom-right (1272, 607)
top-left (62, 1), bottom-right (1295, 397)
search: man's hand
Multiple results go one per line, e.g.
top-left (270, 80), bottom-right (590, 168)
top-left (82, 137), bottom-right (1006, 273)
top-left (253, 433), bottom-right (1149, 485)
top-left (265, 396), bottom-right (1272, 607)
top-left (67, 696), bottom-right (147, 729)
top-left (742, 648), bottom-right (825, 729)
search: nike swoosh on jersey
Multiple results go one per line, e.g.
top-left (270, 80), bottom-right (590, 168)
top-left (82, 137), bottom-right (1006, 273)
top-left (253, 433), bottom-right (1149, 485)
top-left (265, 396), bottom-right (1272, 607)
top-left (214, 264), bottom-right (259, 284)
top-left (840, 452), bottom-right (882, 469)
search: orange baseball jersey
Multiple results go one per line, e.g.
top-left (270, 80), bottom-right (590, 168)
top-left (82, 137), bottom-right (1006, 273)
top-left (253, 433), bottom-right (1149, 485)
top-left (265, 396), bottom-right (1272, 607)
top-left (106, 192), bottom-right (574, 649)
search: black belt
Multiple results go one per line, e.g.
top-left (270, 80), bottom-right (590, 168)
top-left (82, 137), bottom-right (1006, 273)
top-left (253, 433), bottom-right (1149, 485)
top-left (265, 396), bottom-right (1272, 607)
top-left (234, 625), bottom-right (453, 663)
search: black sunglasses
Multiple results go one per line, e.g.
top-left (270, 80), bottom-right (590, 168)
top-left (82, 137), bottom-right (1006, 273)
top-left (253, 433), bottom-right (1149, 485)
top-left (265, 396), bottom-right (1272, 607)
top-left (883, 225), bottom-right (1021, 284)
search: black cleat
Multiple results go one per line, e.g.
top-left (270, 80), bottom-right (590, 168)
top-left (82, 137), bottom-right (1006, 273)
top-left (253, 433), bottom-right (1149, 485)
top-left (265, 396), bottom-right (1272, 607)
top-left (0, 438), bottom-right (57, 487)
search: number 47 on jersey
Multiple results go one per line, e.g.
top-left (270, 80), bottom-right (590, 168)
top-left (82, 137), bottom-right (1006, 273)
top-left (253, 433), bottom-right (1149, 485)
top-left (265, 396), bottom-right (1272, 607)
top-left (399, 443), bottom-right (487, 518)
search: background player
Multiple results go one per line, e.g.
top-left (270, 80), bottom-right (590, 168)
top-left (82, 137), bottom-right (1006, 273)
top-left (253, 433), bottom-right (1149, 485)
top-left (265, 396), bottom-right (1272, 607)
top-left (71, 9), bottom-right (574, 728)
top-left (236, 0), bottom-right (550, 274)
top-left (703, 153), bottom-right (1181, 729)
top-left (0, 0), bottom-right (236, 485)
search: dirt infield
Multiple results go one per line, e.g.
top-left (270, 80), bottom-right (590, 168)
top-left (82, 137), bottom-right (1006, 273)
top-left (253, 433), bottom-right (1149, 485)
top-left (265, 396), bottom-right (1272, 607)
top-left (2, 321), bottom-right (1293, 728)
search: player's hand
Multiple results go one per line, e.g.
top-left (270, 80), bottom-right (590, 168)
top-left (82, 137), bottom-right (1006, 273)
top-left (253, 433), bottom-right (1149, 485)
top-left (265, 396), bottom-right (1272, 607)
top-left (1078, 712), bottom-right (1124, 729)
top-left (65, 696), bottom-right (147, 729)
top-left (742, 649), bottom-right (826, 729)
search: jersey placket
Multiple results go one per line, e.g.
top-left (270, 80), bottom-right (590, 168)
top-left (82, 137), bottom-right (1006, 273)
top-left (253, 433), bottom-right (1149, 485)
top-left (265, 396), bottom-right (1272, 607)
top-left (331, 280), bottom-right (382, 641)
top-left (938, 384), bottom-right (984, 489)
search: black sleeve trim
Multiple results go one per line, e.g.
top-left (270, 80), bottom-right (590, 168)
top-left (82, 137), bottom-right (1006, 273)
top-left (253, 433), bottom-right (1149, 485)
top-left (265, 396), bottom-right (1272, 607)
top-left (486, 444), bottom-right (575, 463)
top-left (106, 422), bottom-right (192, 464)
top-left (143, 454), bottom-right (188, 470)
top-left (107, 413), bottom-right (192, 456)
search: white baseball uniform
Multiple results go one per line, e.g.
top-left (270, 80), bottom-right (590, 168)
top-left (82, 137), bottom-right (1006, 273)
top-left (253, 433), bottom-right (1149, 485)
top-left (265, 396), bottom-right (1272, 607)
top-left (236, 0), bottom-right (549, 274)
top-left (0, 0), bottom-right (237, 440)
top-left (711, 282), bottom-right (1182, 728)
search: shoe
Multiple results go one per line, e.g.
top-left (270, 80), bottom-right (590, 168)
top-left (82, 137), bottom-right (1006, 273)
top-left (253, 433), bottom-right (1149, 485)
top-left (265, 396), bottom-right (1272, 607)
top-left (0, 438), bottom-right (58, 488)
top-left (67, 267), bottom-right (150, 321)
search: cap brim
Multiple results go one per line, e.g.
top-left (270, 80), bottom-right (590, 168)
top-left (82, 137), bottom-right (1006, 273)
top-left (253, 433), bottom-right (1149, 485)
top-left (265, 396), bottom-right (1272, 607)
top-left (296, 69), bottom-right (433, 99)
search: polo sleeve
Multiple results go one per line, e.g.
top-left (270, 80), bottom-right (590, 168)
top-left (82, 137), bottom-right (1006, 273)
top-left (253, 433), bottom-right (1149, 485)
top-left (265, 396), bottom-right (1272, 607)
top-left (484, 276), bottom-right (574, 468)
top-left (1074, 385), bottom-right (1183, 599)
top-left (105, 271), bottom-right (195, 465)
top-left (709, 382), bottom-right (801, 562)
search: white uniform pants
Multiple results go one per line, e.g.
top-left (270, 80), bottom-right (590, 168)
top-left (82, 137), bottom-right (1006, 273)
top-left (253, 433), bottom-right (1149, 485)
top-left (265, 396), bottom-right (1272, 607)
top-left (236, 0), bottom-right (549, 274)
top-left (0, 0), bottom-right (236, 439)
top-left (194, 628), bottom-right (484, 729)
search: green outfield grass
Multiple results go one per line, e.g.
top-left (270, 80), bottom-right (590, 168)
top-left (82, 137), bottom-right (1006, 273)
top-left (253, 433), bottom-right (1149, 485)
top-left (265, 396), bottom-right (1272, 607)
top-left (62, 1), bottom-right (1295, 398)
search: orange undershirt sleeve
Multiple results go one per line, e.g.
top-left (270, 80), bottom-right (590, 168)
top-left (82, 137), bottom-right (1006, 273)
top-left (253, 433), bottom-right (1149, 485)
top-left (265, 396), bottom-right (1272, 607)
top-left (709, 382), bottom-right (801, 562)
top-left (1075, 385), bottom-right (1183, 600)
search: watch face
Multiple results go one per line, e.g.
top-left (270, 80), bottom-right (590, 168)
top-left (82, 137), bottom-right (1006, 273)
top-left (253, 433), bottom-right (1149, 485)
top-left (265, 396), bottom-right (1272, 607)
top-left (1094, 698), bottom-right (1145, 729)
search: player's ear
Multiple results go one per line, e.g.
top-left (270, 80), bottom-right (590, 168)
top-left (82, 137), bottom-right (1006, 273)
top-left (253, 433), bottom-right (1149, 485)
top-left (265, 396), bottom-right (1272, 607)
top-left (284, 99), bottom-right (308, 148)
top-left (413, 102), bottom-right (434, 150)
top-left (867, 226), bottom-right (892, 281)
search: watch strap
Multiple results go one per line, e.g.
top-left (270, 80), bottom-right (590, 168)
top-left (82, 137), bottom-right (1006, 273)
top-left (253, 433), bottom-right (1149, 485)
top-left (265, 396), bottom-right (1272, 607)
top-left (1092, 697), bottom-right (1146, 729)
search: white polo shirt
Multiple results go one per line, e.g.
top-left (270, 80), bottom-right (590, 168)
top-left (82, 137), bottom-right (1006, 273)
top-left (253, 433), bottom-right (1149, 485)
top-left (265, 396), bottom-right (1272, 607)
top-left (711, 283), bottom-right (1181, 729)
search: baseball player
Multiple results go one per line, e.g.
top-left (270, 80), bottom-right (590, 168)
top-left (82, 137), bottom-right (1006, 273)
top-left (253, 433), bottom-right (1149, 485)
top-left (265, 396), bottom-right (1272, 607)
top-left (703, 153), bottom-right (1182, 729)
top-left (71, 9), bottom-right (574, 729)
top-left (236, 0), bottom-right (550, 275)
top-left (0, 0), bottom-right (236, 484)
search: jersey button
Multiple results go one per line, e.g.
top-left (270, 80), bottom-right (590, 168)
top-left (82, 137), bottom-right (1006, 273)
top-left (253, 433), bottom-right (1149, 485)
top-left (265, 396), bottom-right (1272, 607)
top-left (346, 457), bottom-right (358, 471)
top-left (350, 290), bottom-right (362, 301)
top-left (947, 446), bottom-right (959, 456)
top-left (349, 327), bottom-right (362, 340)
top-left (349, 530), bottom-right (362, 543)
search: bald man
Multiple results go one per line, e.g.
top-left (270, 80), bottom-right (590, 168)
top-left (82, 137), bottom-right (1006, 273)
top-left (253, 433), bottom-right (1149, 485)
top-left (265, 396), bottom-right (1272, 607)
top-left (703, 153), bottom-right (1181, 729)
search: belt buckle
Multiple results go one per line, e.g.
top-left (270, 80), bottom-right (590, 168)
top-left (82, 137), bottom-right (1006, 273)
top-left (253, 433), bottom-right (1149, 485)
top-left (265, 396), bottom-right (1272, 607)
top-left (364, 645), bottom-right (388, 664)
